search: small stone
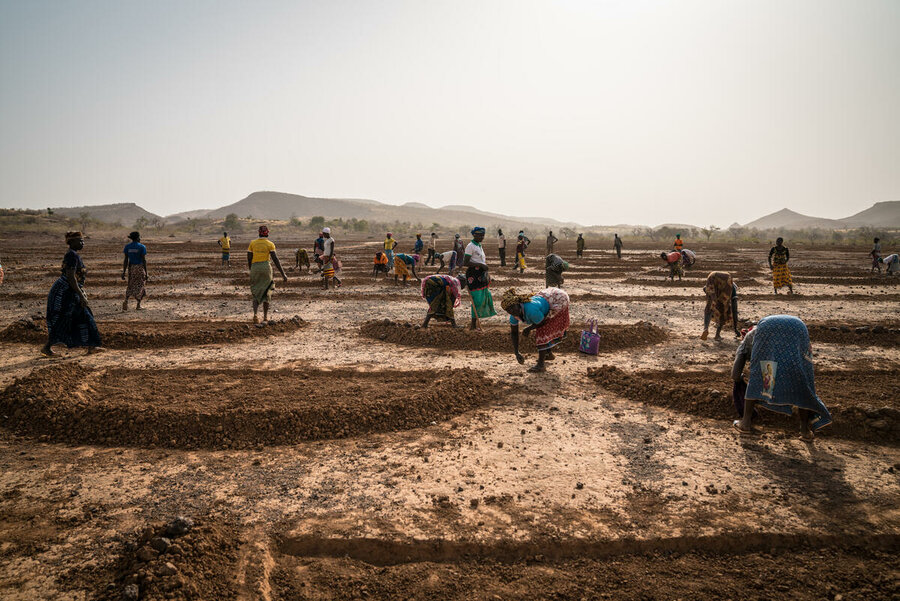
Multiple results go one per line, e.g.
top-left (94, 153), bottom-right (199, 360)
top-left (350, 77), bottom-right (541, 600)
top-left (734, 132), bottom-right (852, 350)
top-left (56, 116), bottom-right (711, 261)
top-left (575, 482), bottom-right (584, 490)
top-left (157, 562), bottom-right (178, 577)
top-left (497, 442), bottom-right (503, 449)
top-left (470, 498), bottom-right (479, 508)
top-left (165, 516), bottom-right (194, 537)
top-left (149, 537), bottom-right (170, 553)
top-left (122, 583), bottom-right (139, 601)
top-left (136, 546), bottom-right (158, 562)
top-left (166, 543), bottom-right (183, 555)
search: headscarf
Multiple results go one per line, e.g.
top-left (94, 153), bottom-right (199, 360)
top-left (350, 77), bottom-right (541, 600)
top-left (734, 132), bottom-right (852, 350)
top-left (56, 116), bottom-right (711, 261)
top-left (501, 288), bottom-right (534, 313)
top-left (258, 225), bottom-right (269, 237)
top-left (322, 227), bottom-right (331, 234)
top-left (471, 226), bottom-right (485, 236)
top-left (412, 253), bottom-right (421, 264)
top-left (65, 231), bottom-right (84, 242)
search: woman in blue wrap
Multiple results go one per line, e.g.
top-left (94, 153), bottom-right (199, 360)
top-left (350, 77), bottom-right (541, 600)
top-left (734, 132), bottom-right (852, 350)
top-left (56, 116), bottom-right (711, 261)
top-left (731, 315), bottom-right (831, 441)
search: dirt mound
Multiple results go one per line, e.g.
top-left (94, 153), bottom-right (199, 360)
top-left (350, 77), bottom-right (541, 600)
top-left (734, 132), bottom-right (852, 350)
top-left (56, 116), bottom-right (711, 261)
top-left (95, 518), bottom-right (241, 601)
top-left (0, 365), bottom-right (509, 449)
top-left (807, 323), bottom-right (900, 347)
top-left (360, 320), bottom-right (668, 354)
top-left (0, 316), bottom-right (305, 349)
top-left (588, 367), bottom-right (899, 443)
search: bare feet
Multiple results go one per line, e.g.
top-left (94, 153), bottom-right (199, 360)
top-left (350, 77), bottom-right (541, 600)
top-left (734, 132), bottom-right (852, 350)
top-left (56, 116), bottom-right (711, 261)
top-left (253, 315), bottom-right (260, 324)
top-left (40, 345), bottom-right (54, 357)
top-left (527, 364), bottom-right (546, 373)
top-left (732, 420), bottom-right (755, 434)
top-left (700, 330), bottom-right (709, 341)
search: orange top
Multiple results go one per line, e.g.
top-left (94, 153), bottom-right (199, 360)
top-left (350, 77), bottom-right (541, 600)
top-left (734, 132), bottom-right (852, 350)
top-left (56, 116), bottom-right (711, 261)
top-left (374, 252), bottom-right (388, 265)
top-left (673, 238), bottom-right (683, 251)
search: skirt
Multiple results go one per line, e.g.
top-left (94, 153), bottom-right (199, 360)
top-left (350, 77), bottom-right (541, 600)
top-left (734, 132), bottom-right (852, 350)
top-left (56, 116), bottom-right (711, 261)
top-left (423, 276), bottom-right (455, 321)
top-left (669, 261), bottom-right (684, 278)
top-left (772, 264), bottom-right (792, 289)
top-left (250, 261), bottom-right (274, 303)
top-left (394, 256), bottom-right (410, 277)
top-left (703, 272), bottom-right (733, 327)
top-left (534, 288), bottom-right (570, 350)
top-left (516, 253), bottom-right (526, 270)
top-left (46, 277), bottom-right (101, 348)
top-left (125, 265), bottom-right (147, 300)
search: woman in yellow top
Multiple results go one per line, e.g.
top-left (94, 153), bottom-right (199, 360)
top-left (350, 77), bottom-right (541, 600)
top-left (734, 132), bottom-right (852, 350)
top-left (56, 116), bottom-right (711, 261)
top-left (247, 225), bottom-right (287, 323)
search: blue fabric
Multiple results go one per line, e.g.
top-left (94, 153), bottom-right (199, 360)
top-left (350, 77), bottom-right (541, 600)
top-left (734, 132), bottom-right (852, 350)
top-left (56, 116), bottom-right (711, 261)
top-left (746, 315), bottom-right (832, 431)
top-left (47, 251), bottom-right (101, 348)
top-left (414, 239), bottom-right (424, 253)
top-left (396, 253), bottom-right (415, 266)
top-left (123, 241), bottom-right (147, 265)
top-left (509, 295), bottom-right (550, 326)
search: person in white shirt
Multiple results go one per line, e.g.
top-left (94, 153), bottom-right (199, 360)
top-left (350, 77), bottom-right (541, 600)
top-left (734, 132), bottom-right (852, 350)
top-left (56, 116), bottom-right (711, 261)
top-left (462, 226), bottom-right (497, 329)
top-left (497, 229), bottom-right (507, 266)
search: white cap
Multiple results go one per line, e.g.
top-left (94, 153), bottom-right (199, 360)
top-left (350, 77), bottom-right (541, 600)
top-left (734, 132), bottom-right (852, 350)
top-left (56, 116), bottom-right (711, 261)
top-left (322, 227), bottom-right (331, 234)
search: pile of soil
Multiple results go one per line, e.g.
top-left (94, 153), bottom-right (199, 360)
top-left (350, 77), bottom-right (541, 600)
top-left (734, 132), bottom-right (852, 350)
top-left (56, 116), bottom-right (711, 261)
top-left (0, 365), bottom-right (508, 449)
top-left (807, 323), bottom-right (900, 347)
top-left (588, 367), bottom-right (899, 443)
top-left (360, 320), bottom-right (668, 353)
top-left (0, 316), bottom-right (305, 349)
top-left (95, 518), bottom-right (241, 601)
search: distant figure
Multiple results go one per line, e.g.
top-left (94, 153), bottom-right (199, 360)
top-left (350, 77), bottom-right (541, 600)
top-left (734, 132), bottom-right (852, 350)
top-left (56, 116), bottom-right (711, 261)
top-left (871, 237), bottom-right (882, 273)
top-left (42, 232), bottom-right (101, 356)
top-left (881, 254), bottom-right (899, 275)
top-left (121, 231), bottom-right (148, 311)
top-left (435, 250), bottom-right (458, 275)
top-left (673, 234), bottom-right (684, 252)
top-left (660, 251), bottom-right (683, 281)
top-left (518, 230), bottom-right (532, 249)
top-left (427, 232), bottom-right (438, 265)
top-left (313, 232), bottom-right (325, 268)
top-left (545, 253), bottom-right (569, 287)
top-left (384, 233), bottom-right (398, 270)
top-left (680, 248), bottom-right (696, 269)
top-left (320, 227), bottom-right (339, 289)
top-left (546, 230), bottom-right (558, 254)
top-left (732, 315), bottom-right (831, 441)
top-left (768, 237), bottom-right (793, 294)
top-left (414, 233), bottom-right (424, 255)
top-left (576, 233), bottom-right (585, 258)
top-left (701, 272), bottom-right (739, 341)
top-left (247, 225), bottom-right (288, 323)
top-left (295, 248), bottom-right (310, 272)
top-left (453, 234), bottom-right (465, 262)
top-left (218, 231), bottom-right (231, 267)
top-left (421, 274), bottom-right (465, 329)
top-left (394, 253), bottom-right (420, 286)
top-left (614, 233), bottom-right (623, 259)
top-left (373, 251), bottom-right (390, 278)
top-left (497, 229), bottom-right (507, 266)
top-left (515, 234), bottom-right (528, 273)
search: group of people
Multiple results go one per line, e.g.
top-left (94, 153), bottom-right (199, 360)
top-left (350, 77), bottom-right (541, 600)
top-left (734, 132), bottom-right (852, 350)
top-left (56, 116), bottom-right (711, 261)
top-left (871, 237), bottom-right (899, 275)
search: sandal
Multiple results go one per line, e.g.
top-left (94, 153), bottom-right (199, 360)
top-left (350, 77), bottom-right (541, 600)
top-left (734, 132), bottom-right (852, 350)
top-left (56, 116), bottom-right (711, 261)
top-left (732, 420), bottom-right (755, 435)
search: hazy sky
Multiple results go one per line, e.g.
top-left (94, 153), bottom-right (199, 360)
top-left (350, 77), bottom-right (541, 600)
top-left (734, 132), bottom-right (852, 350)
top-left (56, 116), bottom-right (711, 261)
top-left (2, 0), bottom-right (898, 227)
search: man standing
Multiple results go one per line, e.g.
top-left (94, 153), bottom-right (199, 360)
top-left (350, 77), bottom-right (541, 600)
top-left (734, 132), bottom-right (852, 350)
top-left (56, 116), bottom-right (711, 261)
top-left (497, 228), bottom-right (507, 266)
top-left (453, 234), bottom-right (465, 263)
top-left (321, 227), bottom-right (339, 289)
top-left (576, 233), bottom-right (585, 258)
top-left (673, 233), bottom-right (684, 252)
top-left (427, 232), bottom-right (438, 265)
top-left (546, 230), bottom-right (558, 254)
top-left (218, 231), bottom-right (231, 267)
top-left (614, 233), bottom-right (623, 259)
top-left (515, 234), bottom-right (527, 273)
top-left (414, 233), bottom-right (424, 255)
top-left (122, 231), bottom-right (148, 311)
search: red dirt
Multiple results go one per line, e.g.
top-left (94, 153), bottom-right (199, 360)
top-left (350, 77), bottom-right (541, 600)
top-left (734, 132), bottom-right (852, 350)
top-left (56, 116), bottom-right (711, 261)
top-left (359, 319), bottom-right (668, 353)
top-left (0, 316), bottom-right (305, 349)
top-left (0, 364), bottom-right (512, 449)
top-left (588, 366), bottom-right (900, 443)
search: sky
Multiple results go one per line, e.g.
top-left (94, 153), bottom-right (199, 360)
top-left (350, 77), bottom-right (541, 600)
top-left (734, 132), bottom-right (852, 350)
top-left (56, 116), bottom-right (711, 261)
top-left (1, 0), bottom-right (898, 227)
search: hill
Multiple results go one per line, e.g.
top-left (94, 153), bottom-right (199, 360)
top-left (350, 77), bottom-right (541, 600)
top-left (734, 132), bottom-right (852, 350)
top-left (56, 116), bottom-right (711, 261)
top-left (193, 191), bottom-right (580, 230)
top-left (839, 201), bottom-right (900, 227)
top-left (52, 203), bottom-right (162, 226)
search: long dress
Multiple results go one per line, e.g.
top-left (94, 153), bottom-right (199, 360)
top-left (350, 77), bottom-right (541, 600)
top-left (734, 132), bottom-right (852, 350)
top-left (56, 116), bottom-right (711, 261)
top-left (46, 249), bottom-right (101, 348)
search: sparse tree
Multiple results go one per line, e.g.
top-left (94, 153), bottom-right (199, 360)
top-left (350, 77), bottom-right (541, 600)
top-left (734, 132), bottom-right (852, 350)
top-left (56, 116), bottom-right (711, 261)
top-left (133, 216), bottom-right (149, 230)
top-left (47, 207), bottom-right (54, 216)
top-left (79, 212), bottom-right (91, 234)
top-left (224, 213), bottom-right (240, 230)
top-left (309, 216), bottom-right (325, 230)
top-left (700, 225), bottom-right (720, 241)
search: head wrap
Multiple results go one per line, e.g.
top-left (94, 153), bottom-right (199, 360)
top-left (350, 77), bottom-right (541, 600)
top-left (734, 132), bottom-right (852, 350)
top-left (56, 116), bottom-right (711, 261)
top-left (65, 231), bottom-right (83, 242)
top-left (258, 225), bottom-right (269, 237)
top-left (454, 233), bottom-right (460, 239)
top-left (500, 288), bottom-right (534, 314)
top-left (386, 232), bottom-right (392, 237)
top-left (471, 226), bottom-right (485, 236)
top-left (128, 231), bottom-right (140, 241)
top-left (412, 254), bottom-right (421, 263)
top-left (322, 227), bottom-right (331, 234)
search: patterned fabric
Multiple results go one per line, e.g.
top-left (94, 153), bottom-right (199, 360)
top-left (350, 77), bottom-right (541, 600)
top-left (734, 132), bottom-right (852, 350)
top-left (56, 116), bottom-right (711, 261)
top-left (534, 287), bottom-right (570, 350)
top-left (669, 260), bottom-right (684, 279)
top-left (745, 315), bottom-right (832, 431)
top-left (545, 254), bottom-right (569, 287)
top-left (125, 265), bottom-right (147, 300)
top-left (422, 275), bottom-right (461, 321)
top-left (394, 256), bottom-right (410, 277)
top-left (46, 251), bottom-right (101, 348)
top-left (296, 248), bottom-right (310, 268)
top-left (704, 272), bottom-right (733, 327)
top-left (516, 252), bottom-right (526, 270)
top-left (772, 264), bottom-right (793, 289)
top-left (249, 261), bottom-right (274, 303)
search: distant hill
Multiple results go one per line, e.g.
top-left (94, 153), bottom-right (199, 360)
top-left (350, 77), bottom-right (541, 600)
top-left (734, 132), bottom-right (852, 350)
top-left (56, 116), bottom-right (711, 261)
top-left (52, 203), bottom-right (162, 225)
top-left (838, 201), bottom-right (900, 227)
top-left (187, 191), bottom-right (580, 230)
top-left (743, 202), bottom-right (900, 230)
